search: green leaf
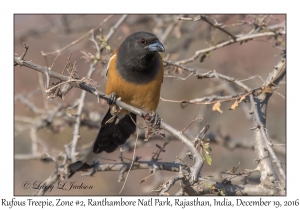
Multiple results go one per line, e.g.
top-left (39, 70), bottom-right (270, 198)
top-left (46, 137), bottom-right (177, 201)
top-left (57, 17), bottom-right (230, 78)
top-left (205, 149), bottom-right (210, 155)
top-left (200, 148), bottom-right (203, 157)
top-left (208, 147), bottom-right (212, 152)
top-left (219, 188), bottom-right (226, 196)
top-left (205, 153), bottom-right (212, 165)
top-left (105, 45), bottom-right (111, 50)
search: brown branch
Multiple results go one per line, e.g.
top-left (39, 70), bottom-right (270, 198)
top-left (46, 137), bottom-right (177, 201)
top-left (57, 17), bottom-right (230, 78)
top-left (180, 118), bottom-right (201, 134)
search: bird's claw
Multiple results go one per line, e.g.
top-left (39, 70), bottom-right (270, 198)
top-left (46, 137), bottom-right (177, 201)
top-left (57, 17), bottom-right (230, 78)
top-left (144, 111), bottom-right (162, 141)
top-left (144, 111), bottom-right (161, 130)
top-left (108, 92), bottom-right (117, 106)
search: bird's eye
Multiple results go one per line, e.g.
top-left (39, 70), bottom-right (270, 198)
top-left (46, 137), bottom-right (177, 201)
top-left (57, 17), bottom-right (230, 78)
top-left (140, 39), bottom-right (146, 45)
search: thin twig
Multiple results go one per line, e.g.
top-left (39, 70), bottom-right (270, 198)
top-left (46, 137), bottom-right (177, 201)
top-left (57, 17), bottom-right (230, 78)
top-left (70, 63), bottom-right (97, 162)
top-left (180, 118), bottom-right (201, 134)
top-left (41, 15), bottom-right (113, 56)
top-left (176, 156), bottom-right (191, 169)
top-left (119, 127), bottom-right (139, 194)
top-left (19, 42), bottom-right (29, 60)
top-left (62, 53), bottom-right (73, 74)
top-left (200, 15), bottom-right (237, 40)
top-left (105, 15), bottom-right (128, 42)
top-left (160, 91), bottom-right (252, 106)
top-left (164, 72), bottom-right (194, 81)
top-left (175, 26), bottom-right (285, 65)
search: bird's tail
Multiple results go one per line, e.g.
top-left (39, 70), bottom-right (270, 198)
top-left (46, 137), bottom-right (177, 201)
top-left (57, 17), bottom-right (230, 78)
top-left (93, 109), bottom-right (137, 153)
top-left (67, 109), bottom-right (136, 177)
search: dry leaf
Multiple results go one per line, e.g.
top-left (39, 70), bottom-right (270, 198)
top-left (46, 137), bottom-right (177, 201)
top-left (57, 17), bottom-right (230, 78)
top-left (261, 86), bottom-right (274, 94)
top-left (212, 102), bottom-right (223, 114)
top-left (238, 95), bottom-right (246, 103)
top-left (230, 100), bottom-right (239, 110)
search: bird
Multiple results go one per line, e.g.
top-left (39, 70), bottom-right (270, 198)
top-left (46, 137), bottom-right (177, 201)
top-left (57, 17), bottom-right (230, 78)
top-left (68, 31), bottom-right (165, 176)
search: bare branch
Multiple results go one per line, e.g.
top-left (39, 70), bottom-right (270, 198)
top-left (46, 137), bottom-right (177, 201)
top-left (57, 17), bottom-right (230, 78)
top-left (200, 15), bottom-right (237, 40)
top-left (249, 56), bottom-right (286, 185)
top-left (119, 127), bottom-right (139, 194)
top-left (161, 92), bottom-right (251, 106)
top-left (193, 178), bottom-right (283, 196)
top-left (181, 118), bottom-right (202, 134)
top-left (95, 161), bottom-right (187, 173)
top-left (14, 56), bottom-right (204, 184)
top-left (69, 63), bottom-right (97, 162)
top-left (174, 24), bottom-right (285, 65)
top-left (41, 15), bottom-right (113, 56)
top-left (105, 15), bottom-right (128, 42)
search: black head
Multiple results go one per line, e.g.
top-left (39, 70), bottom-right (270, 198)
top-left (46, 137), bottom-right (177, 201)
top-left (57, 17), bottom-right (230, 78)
top-left (116, 31), bottom-right (164, 84)
top-left (117, 32), bottom-right (164, 68)
top-left (120, 31), bottom-right (165, 55)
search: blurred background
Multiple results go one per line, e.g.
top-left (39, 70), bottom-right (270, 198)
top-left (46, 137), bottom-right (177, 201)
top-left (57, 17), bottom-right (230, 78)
top-left (14, 14), bottom-right (286, 195)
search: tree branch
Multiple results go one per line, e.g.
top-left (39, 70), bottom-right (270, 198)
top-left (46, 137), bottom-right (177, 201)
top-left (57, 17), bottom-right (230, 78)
top-left (14, 55), bottom-right (204, 185)
top-left (174, 23), bottom-right (285, 65)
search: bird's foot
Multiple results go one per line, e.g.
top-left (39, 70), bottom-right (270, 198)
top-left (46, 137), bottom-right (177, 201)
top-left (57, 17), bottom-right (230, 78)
top-left (144, 111), bottom-right (161, 130)
top-left (144, 111), bottom-right (164, 141)
top-left (107, 92), bottom-right (119, 118)
top-left (108, 92), bottom-right (117, 105)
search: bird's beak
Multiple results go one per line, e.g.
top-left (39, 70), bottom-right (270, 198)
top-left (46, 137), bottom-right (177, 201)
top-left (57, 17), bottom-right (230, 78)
top-left (145, 41), bottom-right (165, 52)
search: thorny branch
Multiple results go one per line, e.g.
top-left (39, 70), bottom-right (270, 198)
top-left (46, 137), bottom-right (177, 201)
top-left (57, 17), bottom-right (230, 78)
top-left (174, 22), bottom-right (285, 65)
top-left (250, 56), bottom-right (286, 188)
top-left (68, 63), bottom-right (97, 162)
top-left (14, 15), bottom-right (286, 196)
top-left (14, 55), bottom-right (204, 185)
top-left (178, 15), bottom-right (237, 40)
top-left (15, 53), bottom-right (286, 195)
top-left (163, 56), bottom-right (286, 190)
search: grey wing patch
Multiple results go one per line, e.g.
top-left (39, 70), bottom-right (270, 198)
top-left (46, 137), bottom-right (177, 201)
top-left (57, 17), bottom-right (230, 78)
top-left (106, 54), bottom-right (116, 77)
